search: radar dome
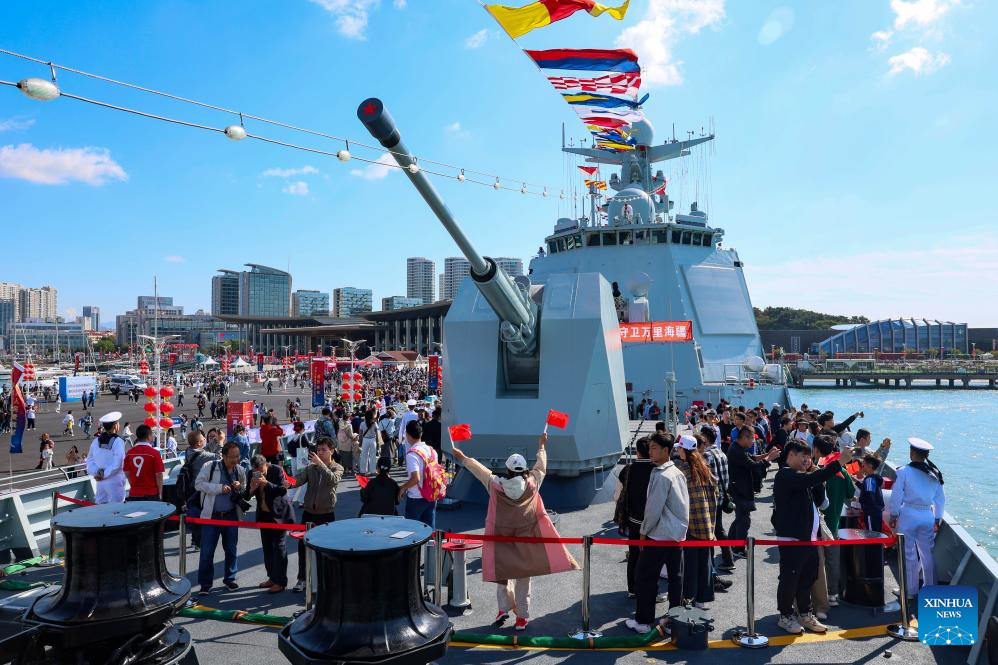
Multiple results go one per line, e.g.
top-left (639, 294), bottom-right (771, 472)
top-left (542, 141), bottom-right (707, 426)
top-left (628, 118), bottom-right (655, 146)
top-left (744, 356), bottom-right (766, 373)
top-left (608, 187), bottom-right (654, 225)
top-left (626, 272), bottom-right (652, 298)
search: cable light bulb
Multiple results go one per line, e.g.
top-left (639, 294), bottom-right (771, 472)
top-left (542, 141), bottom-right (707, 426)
top-left (407, 163), bottom-right (420, 174)
top-left (17, 78), bottom-right (60, 101)
top-left (224, 125), bottom-right (247, 141)
top-left (337, 150), bottom-right (351, 162)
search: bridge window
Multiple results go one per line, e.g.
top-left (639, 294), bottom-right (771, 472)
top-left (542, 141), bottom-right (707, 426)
top-left (547, 240), bottom-right (557, 254)
top-left (653, 230), bottom-right (668, 244)
top-left (557, 238), bottom-right (565, 252)
top-left (634, 229), bottom-right (647, 243)
top-left (602, 232), bottom-right (618, 246)
top-left (672, 230), bottom-right (681, 243)
top-left (681, 231), bottom-right (692, 245)
top-left (564, 235), bottom-right (577, 250)
top-left (619, 231), bottom-right (632, 245)
top-left (587, 232), bottom-right (601, 247)
top-left (692, 232), bottom-right (702, 245)
top-left (700, 233), bottom-right (714, 247)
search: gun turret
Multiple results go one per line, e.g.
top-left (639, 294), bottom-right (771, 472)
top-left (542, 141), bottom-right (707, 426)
top-left (357, 98), bottom-right (536, 355)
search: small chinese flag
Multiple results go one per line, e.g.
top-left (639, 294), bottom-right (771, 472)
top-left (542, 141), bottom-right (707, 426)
top-left (546, 409), bottom-right (570, 429)
top-left (448, 424), bottom-right (473, 442)
top-left (356, 474), bottom-right (370, 489)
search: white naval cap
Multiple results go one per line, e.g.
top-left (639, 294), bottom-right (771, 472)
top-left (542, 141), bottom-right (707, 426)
top-left (838, 431), bottom-right (856, 446)
top-left (406, 399), bottom-right (417, 407)
top-left (907, 437), bottom-right (934, 451)
top-left (99, 411), bottom-right (123, 426)
top-left (677, 434), bottom-right (698, 450)
top-left (505, 453), bottom-right (528, 473)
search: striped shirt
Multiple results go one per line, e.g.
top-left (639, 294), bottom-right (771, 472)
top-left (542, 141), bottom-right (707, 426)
top-left (704, 444), bottom-right (729, 499)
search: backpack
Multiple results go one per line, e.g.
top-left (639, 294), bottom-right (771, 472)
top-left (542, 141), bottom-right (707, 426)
top-left (176, 451), bottom-right (207, 507)
top-left (409, 446), bottom-right (447, 502)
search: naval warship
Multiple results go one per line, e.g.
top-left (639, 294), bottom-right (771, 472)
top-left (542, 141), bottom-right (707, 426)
top-left (529, 119), bottom-right (790, 419)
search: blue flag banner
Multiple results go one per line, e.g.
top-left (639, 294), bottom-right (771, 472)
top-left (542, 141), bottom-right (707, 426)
top-left (10, 364), bottom-right (26, 454)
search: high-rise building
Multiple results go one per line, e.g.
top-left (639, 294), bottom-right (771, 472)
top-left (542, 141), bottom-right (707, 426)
top-left (19, 286), bottom-right (57, 321)
top-left (81, 305), bottom-right (100, 331)
top-left (136, 296), bottom-right (183, 316)
top-left (332, 287), bottom-right (373, 318)
top-left (381, 296), bottom-right (422, 311)
top-left (292, 290), bottom-right (330, 316)
top-left (0, 299), bottom-right (16, 347)
top-left (495, 257), bottom-right (524, 278)
top-left (438, 274), bottom-right (445, 302)
top-left (238, 264), bottom-right (292, 317)
top-left (406, 257), bottom-right (435, 305)
top-left (0, 282), bottom-right (20, 322)
top-left (441, 257), bottom-right (471, 301)
top-left (211, 270), bottom-right (240, 316)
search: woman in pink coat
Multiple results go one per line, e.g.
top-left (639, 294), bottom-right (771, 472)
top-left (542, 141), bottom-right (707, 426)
top-left (451, 432), bottom-right (578, 631)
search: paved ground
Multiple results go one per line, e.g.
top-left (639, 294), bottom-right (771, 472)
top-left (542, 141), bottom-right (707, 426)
top-left (0, 453), bottom-right (968, 665)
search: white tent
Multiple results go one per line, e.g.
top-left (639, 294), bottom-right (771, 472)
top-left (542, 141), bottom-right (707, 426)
top-left (232, 357), bottom-right (250, 367)
top-left (202, 357), bottom-right (219, 366)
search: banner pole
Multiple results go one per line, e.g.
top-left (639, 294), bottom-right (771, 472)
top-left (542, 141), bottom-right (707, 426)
top-left (887, 533), bottom-right (919, 641)
top-left (734, 536), bottom-right (767, 648)
top-left (569, 535), bottom-right (601, 639)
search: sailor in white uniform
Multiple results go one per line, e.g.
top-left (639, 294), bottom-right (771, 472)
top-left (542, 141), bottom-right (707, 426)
top-left (888, 437), bottom-right (945, 599)
top-left (86, 411), bottom-right (127, 504)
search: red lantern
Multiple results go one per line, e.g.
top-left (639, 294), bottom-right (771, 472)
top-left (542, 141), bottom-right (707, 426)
top-left (351, 383), bottom-right (362, 390)
top-left (160, 385), bottom-right (174, 398)
top-left (143, 417), bottom-right (158, 428)
top-left (159, 401), bottom-right (174, 414)
top-left (159, 418), bottom-right (174, 429)
top-left (352, 372), bottom-right (362, 381)
top-left (353, 392), bottom-right (363, 401)
top-left (143, 402), bottom-right (157, 413)
top-left (341, 382), bottom-right (351, 390)
top-left (340, 392), bottom-right (351, 401)
top-left (144, 386), bottom-right (157, 398)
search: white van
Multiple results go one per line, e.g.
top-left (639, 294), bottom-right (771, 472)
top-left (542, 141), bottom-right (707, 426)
top-left (109, 374), bottom-right (147, 391)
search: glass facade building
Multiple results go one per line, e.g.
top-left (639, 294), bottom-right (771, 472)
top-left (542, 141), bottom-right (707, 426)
top-left (817, 319), bottom-right (968, 356)
top-left (381, 296), bottom-right (422, 311)
top-left (239, 264), bottom-right (291, 317)
top-left (333, 287), bottom-right (373, 318)
top-left (292, 290), bottom-right (330, 316)
top-left (211, 270), bottom-right (240, 316)
top-left (406, 257), bottom-right (435, 304)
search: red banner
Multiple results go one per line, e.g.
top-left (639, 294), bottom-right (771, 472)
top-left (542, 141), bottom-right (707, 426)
top-left (226, 401), bottom-right (254, 437)
top-left (619, 321), bottom-right (693, 343)
top-left (311, 357), bottom-right (327, 408)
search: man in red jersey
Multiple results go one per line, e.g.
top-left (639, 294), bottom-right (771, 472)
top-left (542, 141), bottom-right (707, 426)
top-left (124, 424), bottom-right (165, 501)
top-left (259, 415), bottom-right (284, 464)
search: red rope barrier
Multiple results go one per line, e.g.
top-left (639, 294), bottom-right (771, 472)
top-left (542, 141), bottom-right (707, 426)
top-left (442, 532), bottom-right (584, 545)
top-left (591, 537), bottom-right (748, 548)
top-left (54, 493), bottom-right (93, 506)
top-left (756, 536), bottom-right (896, 547)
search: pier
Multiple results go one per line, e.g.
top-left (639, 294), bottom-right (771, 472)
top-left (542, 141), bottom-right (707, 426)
top-left (791, 368), bottom-right (998, 389)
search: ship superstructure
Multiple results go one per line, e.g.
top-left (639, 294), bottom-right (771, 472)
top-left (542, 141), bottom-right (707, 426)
top-left (529, 118), bottom-right (789, 416)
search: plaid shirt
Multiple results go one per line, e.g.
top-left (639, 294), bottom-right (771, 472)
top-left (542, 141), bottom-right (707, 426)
top-left (676, 459), bottom-right (717, 541)
top-left (704, 444), bottom-right (729, 500)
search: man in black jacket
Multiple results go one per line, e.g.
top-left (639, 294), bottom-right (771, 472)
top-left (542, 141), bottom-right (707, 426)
top-left (771, 440), bottom-right (854, 635)
top-left (726, 427), bottom-right (779, 556)
top-left (614, 436), bottom-right (655, 597)
top-left (248, 454), bottom-right (296, 593)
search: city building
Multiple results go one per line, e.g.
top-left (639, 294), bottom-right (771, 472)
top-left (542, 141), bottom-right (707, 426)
top-left (115, 306), bottom-right (238, 350)
top-left (0, 282), bottom-right (20, 322)
top-left (81, 305), bottom-right (100, 331)
top-left (211, 270), bottom-right (240, 316)
top-left (816, 319), bottom-right (969, 356)
top-left (406, 257), bottom-right (435, 305)
top-left (19, 286), bottom-right (57, 322)
top-left (333, 287), bottom-right (373, 318)
top-left (8, 320), bottom-right (87, 353)
top-left (438, 273), bottom-right (445, 302)
top-left (238, 264), bottom-right (291, 317)
top-left (0, 299), bottom-right (15, 350)
top-left (293, 290), bottom-right (330, 316)
top-left (136, 295), bottom-right (176, 311)
top-left (441, 257), bottom-right (470, 301)
top-left (495, 256), bottom-right (524, 278)
top-left (381, 296), bottom-right (422, 311)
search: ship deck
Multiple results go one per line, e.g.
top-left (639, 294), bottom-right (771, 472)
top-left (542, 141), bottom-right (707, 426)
top-left (0, 422), bottom-right (969, 665)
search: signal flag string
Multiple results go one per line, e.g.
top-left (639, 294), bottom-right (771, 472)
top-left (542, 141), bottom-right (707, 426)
top-left (0, 47), bottom-right (579, 200)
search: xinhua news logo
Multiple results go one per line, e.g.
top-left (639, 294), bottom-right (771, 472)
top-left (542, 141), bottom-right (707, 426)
top-left (918, 585), bottom-right (978, 645)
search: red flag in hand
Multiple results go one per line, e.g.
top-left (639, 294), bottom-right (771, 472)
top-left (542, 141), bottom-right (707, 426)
top-left (356, 474), bottom-right (370, 488)
top-left (448, 424), bottom-right (473, 442)
top-left (546, 409), bottom-right (569, 429)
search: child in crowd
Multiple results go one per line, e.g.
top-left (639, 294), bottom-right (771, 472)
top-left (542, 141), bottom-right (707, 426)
top-left (857, 454), bottom-right (886, 532)
top-left (359, 457), bottom-right (400, 516)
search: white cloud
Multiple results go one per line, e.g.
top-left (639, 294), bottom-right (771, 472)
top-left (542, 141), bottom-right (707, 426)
top-left (282, 181), bottom-right (310, 196)
top-left (870, 29), bottom-right (894, 50)
top-left (614, 0), bottom-right (725, 87)
top-left (0, 143), bottom-right (127, 185)
top-left (349, 152), bottom-right (398, 180)
top-left (891, 0), bottom-right (954, 29)
top-left (444, 121), bottom-right (470, 138)
top-left (465, 29), bottom-right (489, 49)
top-left (0, 117), bottom-right (35, 132)
top-left (261, 165), bottom-right (319, 177)
top-left (308, 0), bottom-right (378, 39)
top-left (164, 255), bottom-right (186, 264)
top-left (745, 232), bottom-right (998, 327)
top-left (888, 46), bottom-right (950, 75)
top-left (393, 0), bottom-right (406, 7)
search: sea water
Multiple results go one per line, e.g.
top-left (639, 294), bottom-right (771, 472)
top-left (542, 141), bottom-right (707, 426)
top-left (789, 387), bottom-right (997, 557)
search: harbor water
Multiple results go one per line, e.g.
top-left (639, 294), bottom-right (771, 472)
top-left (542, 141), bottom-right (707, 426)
top-left (790, 386), bottom-right (998, 557)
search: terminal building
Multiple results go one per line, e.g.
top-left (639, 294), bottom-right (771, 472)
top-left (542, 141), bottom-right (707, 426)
top-left (760, 319), bottom-right (997, 357)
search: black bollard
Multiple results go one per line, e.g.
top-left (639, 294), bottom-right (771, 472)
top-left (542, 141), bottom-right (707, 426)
top-left (7, 502), bottom-right (197, 664)
top-left (279, 516), bottom-right (452, 665)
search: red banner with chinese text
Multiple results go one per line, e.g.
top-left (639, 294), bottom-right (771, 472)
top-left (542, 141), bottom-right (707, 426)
top-left (619, 321), bottom-right (693, 343)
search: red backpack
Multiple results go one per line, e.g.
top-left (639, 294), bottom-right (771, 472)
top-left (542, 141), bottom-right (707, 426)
top-left (409, 446), bottom-right (447, 502)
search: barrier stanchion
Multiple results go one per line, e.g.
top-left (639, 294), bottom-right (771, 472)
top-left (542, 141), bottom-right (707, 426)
top-left (569, 535), bottom-right (601, 640)
top-left (304, 521), bottom-right (314, 612)
top-left (886, 532), bottom-right (919, 641)
top-left (433, 530), bottom-right (444, 606)
top-left (734, 536), bottom-right (767, 648)
top-left (45, 491), bottom-right (62, 566)
top-left (178, 514), bottom-right (187, 578)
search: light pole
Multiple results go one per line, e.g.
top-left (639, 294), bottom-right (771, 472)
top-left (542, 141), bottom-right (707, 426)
top-left (339, 338), bottom-right (363, 410)
top-left (138, 333), bottom-right (179, 447)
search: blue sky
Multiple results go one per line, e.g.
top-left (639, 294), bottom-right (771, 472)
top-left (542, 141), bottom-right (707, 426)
top-left (1, 0), bottom-right (996, 325)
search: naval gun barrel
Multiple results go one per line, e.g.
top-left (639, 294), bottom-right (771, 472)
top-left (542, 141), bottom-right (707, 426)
top-left (358, 98), bottom-right (536, 353)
